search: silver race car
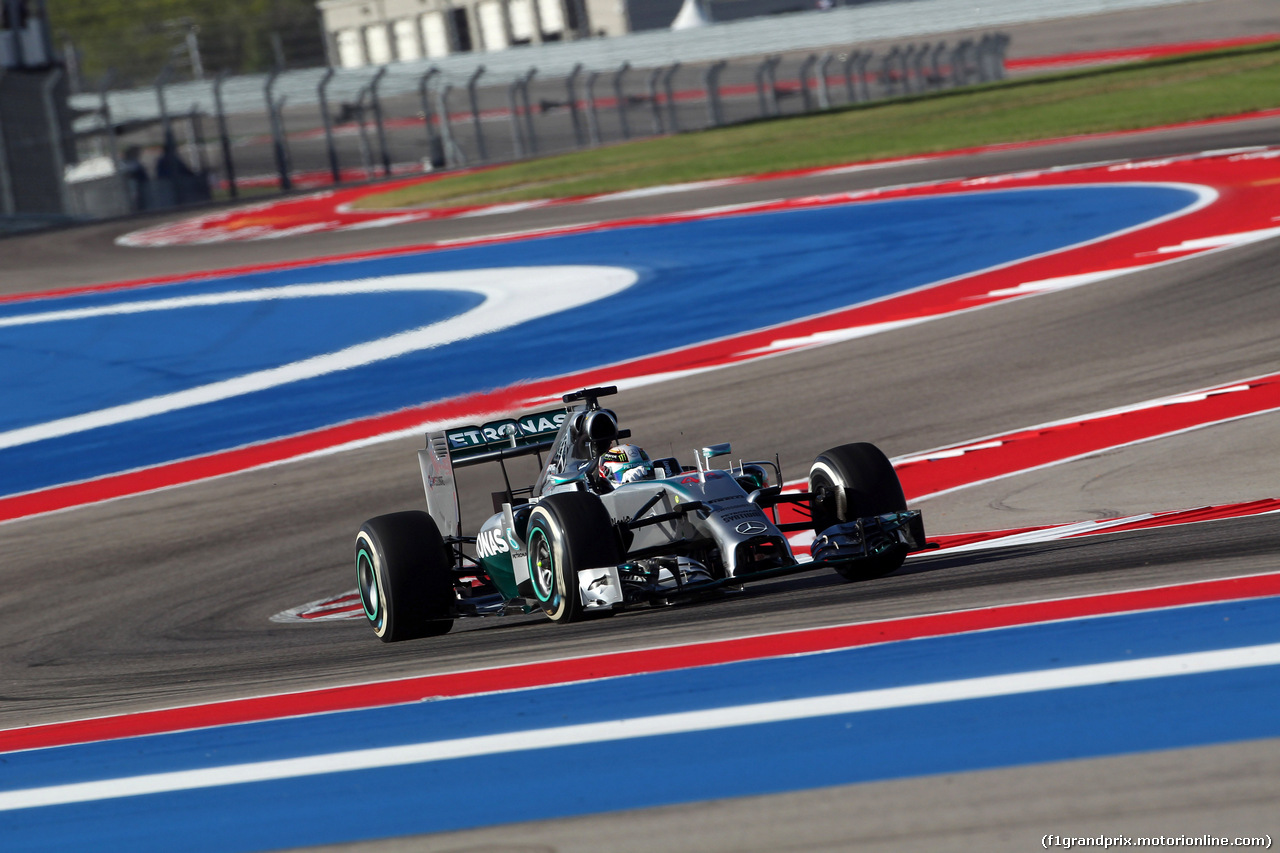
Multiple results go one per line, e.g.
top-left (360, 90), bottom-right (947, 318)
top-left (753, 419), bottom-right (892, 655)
top-left (355, 386), bottom-right (930, 641)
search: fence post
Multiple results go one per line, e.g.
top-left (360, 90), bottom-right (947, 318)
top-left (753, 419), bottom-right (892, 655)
top-left (437, 85), bottom-right (465, 167)
top-left (880, 48), bottom-right (898, 98)
top-left (369, 66), bottom-right (392, 176)
top-left (704, 60), bottom-right (726, 127)
top-left (952, 40), bottom-right (971, 86)
top-left (843, 50), bottom-right (860, 103)
top-left (816, 52), bottom-right (834, 109)
top-left (418, 67), bottom-right (441, 169)
top-left (856, 51), bottom-right (873, 101)
top-left (317, 68), bottom-right (338, 187)
top-left (646, 66), bottom-right (664, 134)
top-left (0, 69), bottom-right (13, 215)
top-left (662, 62), bottom-right (681, 132)
top-left (766, 56), bottom-right (780, 115)
top-left (755, 56), bottom-right (771, 117)
top-left (612, 62), bottom-right (631, 139)
top-left (42, 68), bottom-right (71, 214)
top-left (186, 108), bottom-right (208, 177)
top-left (906, 44), bottom-right (926, 94)
top-left (585, 70), bottom-right (602, 146)
top-left (798, 54), bottom-right (817, 112)
top-left (352, 87), bottom-right (374, 177)
top-left (155, 64), bottom-right (174, 144)
top-left (507, 78), bottom-right (525, 158)
top-left (98, 72), bottom-right (128, 204)
top-left (803, 52), bottom-right (824, 111)
top-left (520, 68), bottom-right (538, 154)
top-left (467, 66), bottom-right (488, 161)
top-left (264, 69), bottom-right (292, 191)
top-left (929, 42), bottom-right (947, 90)
top-left (276, 95), bottom-right (294, 184)
top-left (213, 72), bottom-right (239, 197)
top-left (566, 62), bottom-right (585, 147)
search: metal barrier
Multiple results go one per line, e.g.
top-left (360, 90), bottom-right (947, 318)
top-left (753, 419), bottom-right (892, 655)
top-left (45, 29), bottom-right (1011, 221)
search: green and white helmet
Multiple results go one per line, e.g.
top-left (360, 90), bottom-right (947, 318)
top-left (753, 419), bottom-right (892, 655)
top-left (598, 444), bottom-right (653, 484)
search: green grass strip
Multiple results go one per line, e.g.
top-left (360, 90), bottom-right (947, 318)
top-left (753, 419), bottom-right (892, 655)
top-left (356, 41), bottom-right (1280, 210)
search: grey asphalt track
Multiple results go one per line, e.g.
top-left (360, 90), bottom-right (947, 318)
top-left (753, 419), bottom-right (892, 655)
top-left (3, 105), bottom-right (1280, 853)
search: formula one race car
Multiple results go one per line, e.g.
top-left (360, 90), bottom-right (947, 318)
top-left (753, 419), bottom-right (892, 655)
top-left (355, 386), bottom-right (929, 641)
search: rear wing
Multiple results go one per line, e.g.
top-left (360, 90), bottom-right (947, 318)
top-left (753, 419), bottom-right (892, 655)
top-left (443, 408), bottom-right (567, 467)
top-left (418, 407), bottom-right (567, 538)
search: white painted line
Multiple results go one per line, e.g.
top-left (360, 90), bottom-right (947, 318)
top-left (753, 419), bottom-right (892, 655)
top-left (740, 316), bottom-right (935, 355)
top-left (895, 440), bottom-right (1005, 465)
top-left (930, 514), bottom-right (1160, 553)
top-left (588, 179), bottom-right (742, 203)
top-left (1156, 226), bottom-right (1280, 253)
top-left (338, 214), bottom-right (429, 231)
top-left (4, 641), bottom-right (1279, 812)
top-left (456, 201), bottom-right (549, 218)
top-left (907, 408), bottom-right (1280, 505)
top-left (895, 374), bottom-right (1269, 469)
top-left (982, 265), bottom-right (1159, 297)
top-left (0, 267), bottom-right (637, 451)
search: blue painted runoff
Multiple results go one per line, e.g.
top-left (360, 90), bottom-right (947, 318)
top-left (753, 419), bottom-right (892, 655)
top-left (2, 595), bottom-right (1278, 852)
top-left (1, 184), bottom-right (1196, 498)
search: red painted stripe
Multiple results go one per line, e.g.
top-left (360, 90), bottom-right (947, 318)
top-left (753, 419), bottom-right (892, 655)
top-left (769, 377), bottom-right (1280, 528)
top-left (1070, 498), bottom-right (1280, 536)
top-left (298, 603), bottom-right (364, 619)
top-left (3, 571), bottom-right (1279, 754)
top-left (925, 524), bottom-right (1055, 550)
top-left (897, 375), bottom-right (1280, 500)
top-left (1008, 34), bottom-right (1280, 70)
top-left (920, 498), bottom-right (1280, 551)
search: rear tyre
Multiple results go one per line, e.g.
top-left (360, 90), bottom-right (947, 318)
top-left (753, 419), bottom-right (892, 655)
top-left (355, 511), bottom-right (455, 641)
top-left (526, 492), bottom-right (621, 623)
top-left (809, 442), bottom-right (908, 581)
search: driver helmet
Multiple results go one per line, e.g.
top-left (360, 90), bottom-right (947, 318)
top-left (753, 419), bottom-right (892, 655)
top-left (598, 444), bottom-right (653, 485)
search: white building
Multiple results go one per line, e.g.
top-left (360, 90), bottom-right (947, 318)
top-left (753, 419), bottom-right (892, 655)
top-left (314, 0), bottom-right (834, 69)
top-left (317, 0), bottom-right (646, 68)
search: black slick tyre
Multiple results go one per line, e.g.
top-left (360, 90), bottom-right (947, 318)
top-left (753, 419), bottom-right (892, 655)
top-left (526, 492), bottom-right (621, 623)
top-left (355, 511), bottom-right (455, 641)
top-left (809, 442), bottom-right (908, 581)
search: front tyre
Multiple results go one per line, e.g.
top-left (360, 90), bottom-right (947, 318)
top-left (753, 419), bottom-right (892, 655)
top-left (355, 511), bottom-right (455, 642)
top-left (526, 492), bottom-right (621, 623)
top-left (809, 442), bottom-right (908, 581)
